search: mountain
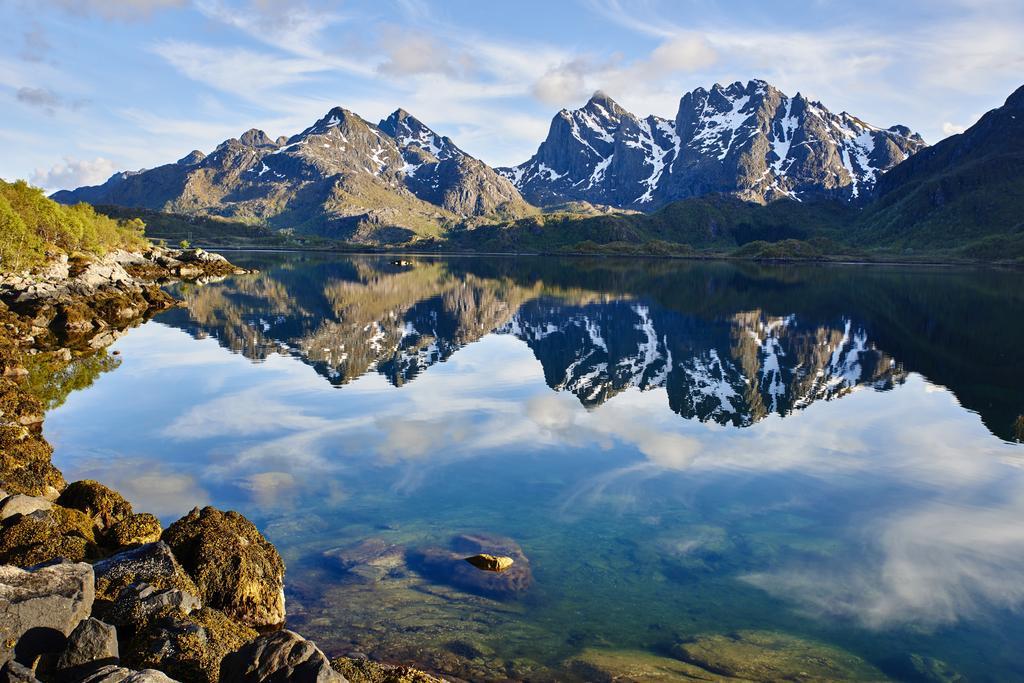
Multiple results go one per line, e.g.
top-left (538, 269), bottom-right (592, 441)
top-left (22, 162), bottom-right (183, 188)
top-left (853, 84), bottom-right (1024, 253)
top-left (52, 107), bottom-right (533, 244)
top-left (500, 80), bottom-right (926, 210)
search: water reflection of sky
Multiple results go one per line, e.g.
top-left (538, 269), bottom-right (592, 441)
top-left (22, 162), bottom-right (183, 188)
top-left (46, 317), bottom-right (1024, 644)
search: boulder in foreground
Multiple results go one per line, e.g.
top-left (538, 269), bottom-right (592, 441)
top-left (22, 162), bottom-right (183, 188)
top-left (0, 561), bottom-right (94, 667)
top-left (162, 507), bottom-right (285, 629)
top-left (220, 630), bottom-right (346, 683)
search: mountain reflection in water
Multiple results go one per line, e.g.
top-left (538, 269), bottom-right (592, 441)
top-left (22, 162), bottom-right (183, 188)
top-left (160, 254), bottom-right (1018, 439)
top-left (45, 253), bottom-right (1024, 681)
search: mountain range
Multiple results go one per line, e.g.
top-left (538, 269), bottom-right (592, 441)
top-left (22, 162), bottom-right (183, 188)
top-left (498, 80), bottom-right (925, 209)
top-left (54, 107), bottom-right (531, 243)
top-left (52, 80), bottom-right (1024, 258)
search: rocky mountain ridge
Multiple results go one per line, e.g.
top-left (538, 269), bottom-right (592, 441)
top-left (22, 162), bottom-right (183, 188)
top-left (500, 79), bottom-right (927, 209)
top-left (52, 107), bottom-right (532, 244)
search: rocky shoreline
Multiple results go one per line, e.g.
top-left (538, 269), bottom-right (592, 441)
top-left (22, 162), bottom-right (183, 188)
top-left (0, 248), bottom-right (441, 683)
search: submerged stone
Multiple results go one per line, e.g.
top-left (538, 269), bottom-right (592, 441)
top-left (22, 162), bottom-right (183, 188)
top-left (323, 538), bottom-right (406, 583)
top-left (411, 533), bottom-right (531, 599)
top-left (675, 630), bottom-right (885, 681)
top-left (463, 554), bottom-right (513, 572)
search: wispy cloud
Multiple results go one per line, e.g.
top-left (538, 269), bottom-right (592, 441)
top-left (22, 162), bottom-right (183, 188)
top-left (30, 156), bottom-right (116, 190)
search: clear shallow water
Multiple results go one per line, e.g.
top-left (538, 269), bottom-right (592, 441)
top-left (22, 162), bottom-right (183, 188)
top-left (44, 254), bottom-right (1024, 681)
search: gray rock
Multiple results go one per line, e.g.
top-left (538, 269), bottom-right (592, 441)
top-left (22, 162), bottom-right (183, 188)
top-left (55, 617), bottom-right (119, 672)
top-left (0, 495), bottom-right (53, 521)
top-left (80, 665), bottom-right (180, 683)
top-left (219, 630), bottom-right (346, 683)
top-left (0, 561), bottom-right (95, 666)
top-left (105, 583), bottom-right (200, 632)
top-left (0, 660), bottom-right (39, 683)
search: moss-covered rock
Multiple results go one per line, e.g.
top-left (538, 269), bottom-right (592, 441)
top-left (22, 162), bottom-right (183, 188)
top-left (675, 630), bottom-right (885, 682)
top-left (0, 505), bottom-right (99, 566)
top-left (107, 513), bottom-right (163, 548)
top-left (57, 480), bottom-right (134, 531)
top-left (331, 657), bottom-right (444, 683)
top-left (123, 606), bottom-right (257, 683)
top-left (162, 507), bottom-right (285, 629)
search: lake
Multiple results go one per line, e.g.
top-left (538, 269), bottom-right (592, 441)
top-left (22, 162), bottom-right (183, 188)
top-left (43, 253), bottom-right (1024, 681)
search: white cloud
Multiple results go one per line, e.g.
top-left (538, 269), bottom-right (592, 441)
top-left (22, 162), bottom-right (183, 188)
top-left (47, 0), bottom-right (188, 21)
top-left (30, 156), bottom-right (116, 190)
top-left (942, 121), bottom-right (968, 135)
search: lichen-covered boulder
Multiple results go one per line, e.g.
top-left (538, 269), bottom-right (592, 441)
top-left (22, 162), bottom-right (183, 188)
top-left (107, 514), bottom-right (162, 549)
top-left (162, 507), bottom-right (285, 629)
top-left (92, 542), bottom-right (199, 617)
top-left (0, 561), bottom-right (94, 667)
top-left (220, 630), bottom-right (345, 683)
top-left (0, 506), bottom-right (99, 566)
top-left (56, 481), bottom-right (133, 531)
top-left (123, 607), bottom-right (257, 683)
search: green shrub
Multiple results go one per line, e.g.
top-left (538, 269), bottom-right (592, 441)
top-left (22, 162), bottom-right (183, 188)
top-left (0, 180), bottom-right (148, 271)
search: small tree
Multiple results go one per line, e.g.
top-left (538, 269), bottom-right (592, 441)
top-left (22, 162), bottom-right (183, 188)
top-left (179, 239), bottom-right (191, 249)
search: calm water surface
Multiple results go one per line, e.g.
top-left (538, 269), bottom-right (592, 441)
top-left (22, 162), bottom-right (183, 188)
top-left (44, 254), bottom-right (1024, 681)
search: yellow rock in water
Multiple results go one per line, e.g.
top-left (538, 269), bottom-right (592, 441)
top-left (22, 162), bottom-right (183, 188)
top-left (464, 554), bottom-right (514, 572)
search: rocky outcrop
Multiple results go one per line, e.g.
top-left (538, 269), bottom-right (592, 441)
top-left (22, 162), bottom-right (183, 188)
top-left (219, 630), bottom-right (345, 683)
top-left (0, 561), bottom-right (95, 668)
top-left (93, 543), bottom-right (200, 610)
top-left (78, 665), bottom-right (181, 683)
top-left (411, 533), bottom-right (532, 599)
top-left (161, 507), bottom-right (285, 630)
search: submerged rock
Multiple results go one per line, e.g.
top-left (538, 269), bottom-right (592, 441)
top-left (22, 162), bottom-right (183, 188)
top-left (411, 533), bottom-right (531, 599)
top-left (0, 561), bottom-right (95, 667)
top-left (675, 630), bottom-right (885, 681)
top-left (56, 480), bottom-right (134, 531)
top-left (220, 630), bottom-right (345, 683)
top-left (323, 538), bottom-right (405, 583)
top-left (162, 507), bottom-right (285, 629)
top-left (0, 506), bottom-right (99, 566)
top-left (566, 647), bottom-right (730, 682)
top-left (463, 554), bottom-right (513, 572)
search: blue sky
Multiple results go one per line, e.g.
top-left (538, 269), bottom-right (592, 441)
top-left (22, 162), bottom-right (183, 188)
top-left (2, 0), bottom-right (1023, 191)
